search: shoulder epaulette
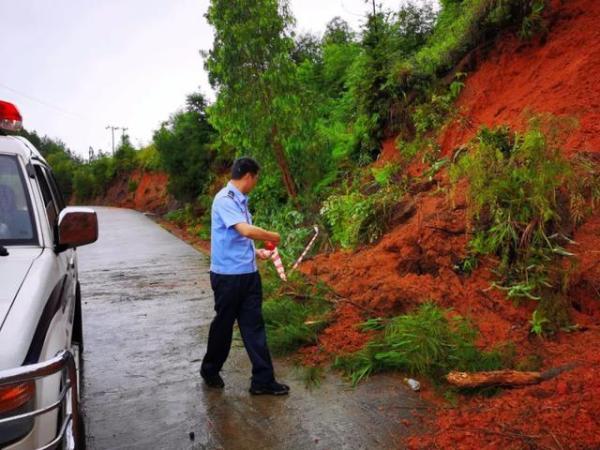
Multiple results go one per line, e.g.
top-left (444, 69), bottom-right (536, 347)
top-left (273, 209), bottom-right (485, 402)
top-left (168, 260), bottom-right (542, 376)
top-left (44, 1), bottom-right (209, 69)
top-left (227, 190), bottom-right (235, 199)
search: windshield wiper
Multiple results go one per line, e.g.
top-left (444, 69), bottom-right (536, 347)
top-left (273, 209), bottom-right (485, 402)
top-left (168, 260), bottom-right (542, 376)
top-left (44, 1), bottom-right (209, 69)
top-left (0, 245), bottom-right (8, 256)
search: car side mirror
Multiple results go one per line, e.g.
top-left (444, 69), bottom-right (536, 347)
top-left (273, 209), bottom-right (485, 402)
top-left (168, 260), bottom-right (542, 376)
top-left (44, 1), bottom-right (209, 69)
top-left (56, 207), bottom-right (98, 252)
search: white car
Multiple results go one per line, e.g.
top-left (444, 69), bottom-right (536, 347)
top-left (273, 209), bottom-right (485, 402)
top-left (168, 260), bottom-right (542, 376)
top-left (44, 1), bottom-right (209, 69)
top-left (0, 100), bottom-right (97, 449)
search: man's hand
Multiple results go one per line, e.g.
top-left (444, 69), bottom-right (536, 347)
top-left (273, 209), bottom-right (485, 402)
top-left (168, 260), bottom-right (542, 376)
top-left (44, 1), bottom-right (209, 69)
top-left (256, 249), bottom-right (273, 260)
top-left (234, 223), bottom-right (281, 245)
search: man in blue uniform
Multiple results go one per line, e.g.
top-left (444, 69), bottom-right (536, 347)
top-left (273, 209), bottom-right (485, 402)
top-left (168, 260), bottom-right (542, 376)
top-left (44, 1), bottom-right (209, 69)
top-left (200, 157), bottom-right (289, 395)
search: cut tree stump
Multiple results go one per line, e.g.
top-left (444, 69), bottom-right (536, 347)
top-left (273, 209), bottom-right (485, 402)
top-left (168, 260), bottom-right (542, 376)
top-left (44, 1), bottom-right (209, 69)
top-left (446, 370), bottom-right (543, 388)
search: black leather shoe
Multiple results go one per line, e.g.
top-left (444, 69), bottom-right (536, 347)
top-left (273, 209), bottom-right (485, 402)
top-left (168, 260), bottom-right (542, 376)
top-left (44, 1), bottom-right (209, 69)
top-left (249, 380), bottom-right (290, 396)
top-left (201, 370), bottom-right (225, 388)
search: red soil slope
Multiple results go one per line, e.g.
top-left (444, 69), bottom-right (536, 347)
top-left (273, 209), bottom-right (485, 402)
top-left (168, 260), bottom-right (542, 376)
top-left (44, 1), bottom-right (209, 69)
top-left (97, 169), bottom-right (176, 214)
top-left (440, 0), bottom-right (600, 156)
top-left (302, 1), bottom-right (600, 447)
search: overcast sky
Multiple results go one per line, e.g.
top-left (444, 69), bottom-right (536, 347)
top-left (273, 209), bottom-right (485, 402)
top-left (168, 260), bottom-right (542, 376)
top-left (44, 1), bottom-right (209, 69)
top-left (0, 1), bottom-right (431, 158)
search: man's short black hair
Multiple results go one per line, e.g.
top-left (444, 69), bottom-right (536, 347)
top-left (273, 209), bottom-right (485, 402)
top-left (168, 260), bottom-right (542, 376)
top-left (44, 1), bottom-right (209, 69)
top-left (231, 157), bottom-right (260, 180)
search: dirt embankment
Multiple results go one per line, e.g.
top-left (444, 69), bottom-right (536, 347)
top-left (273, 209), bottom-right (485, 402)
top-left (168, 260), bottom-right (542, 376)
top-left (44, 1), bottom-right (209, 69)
top-left (301, 0), bottom-right (600, 448)
top-left (440, 0), bottom-right (600, 156)
top-left (95, 169), bottom-right (177, 214)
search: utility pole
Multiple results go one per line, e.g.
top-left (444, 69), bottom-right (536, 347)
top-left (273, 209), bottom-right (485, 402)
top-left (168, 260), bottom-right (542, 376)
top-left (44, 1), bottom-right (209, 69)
top-left (88, 146), bottom-right (94, 162)
top-left (120, 127), bottom-right (128, 140)
top-left (364, 0), bottom-right (376, 16)
top-left (105, 125), bottom-right (119, 155)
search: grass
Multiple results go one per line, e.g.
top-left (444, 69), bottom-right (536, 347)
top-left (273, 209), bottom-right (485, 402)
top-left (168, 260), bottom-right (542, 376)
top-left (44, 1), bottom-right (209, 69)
top-left (333, 303), bottom-right (514, 386)
top-left (450, 116), bottom-right (599, 332)
top-left (295, 365), bottom-right (325, 390)
top-left (262, 270), bottom-right (332, 356)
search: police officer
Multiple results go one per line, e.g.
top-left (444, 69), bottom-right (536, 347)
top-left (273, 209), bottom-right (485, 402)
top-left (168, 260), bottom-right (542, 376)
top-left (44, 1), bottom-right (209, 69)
top-left (200, 157), bottom-right (290, 395)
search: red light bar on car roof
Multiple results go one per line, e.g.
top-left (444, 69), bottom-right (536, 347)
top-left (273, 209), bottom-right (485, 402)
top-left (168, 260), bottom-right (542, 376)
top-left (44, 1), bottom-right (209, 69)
top-left (0, 100), bottom-right (23, 132)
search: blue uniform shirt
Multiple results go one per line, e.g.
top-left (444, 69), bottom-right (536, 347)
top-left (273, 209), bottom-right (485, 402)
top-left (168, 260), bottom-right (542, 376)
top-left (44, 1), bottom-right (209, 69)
top-left (210, 181), bottom-right (257, 275)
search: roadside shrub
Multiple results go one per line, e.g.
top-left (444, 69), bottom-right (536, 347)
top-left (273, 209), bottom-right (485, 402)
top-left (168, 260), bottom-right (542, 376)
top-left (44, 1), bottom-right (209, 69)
top-left (113, 135), bottom-right (138, 174)
top-left (72, 168), bottom-right (96, 202)
top-left (262, 273), bottom-right (332, 356)
top-left (321, 186), bottom-right (404, 249)
top-left (452, 120), bottom-right (585, 295)
top-left (136, 144), bottom-right (163, 171)
top-left (127, 180), bottom-right (138, 193)
top-left (164, 204), bottom-right (195, 227)
top-left (451, 117), bottom-right (599, 330)
top-left (334, 303), bottom-right (511, 385)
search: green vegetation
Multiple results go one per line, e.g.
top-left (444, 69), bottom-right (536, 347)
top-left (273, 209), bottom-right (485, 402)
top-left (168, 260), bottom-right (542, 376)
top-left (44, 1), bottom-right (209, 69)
top-left (16, 0), bottom-right (548, 250)
top-left (450, 117), bottom-right (599, 333)
top-left (17, 129), bottom-right (82, 200)
top-left (295, 365), bottom-right (325, 389)
top-left (15, 1), bottom-right (579, 378)
top-left (153, 93), bottom-right (217, 203)
top-left (334, 303), bottom-right (513, 385)
top-left (321, 184), bottom-right (404, 249)
top-left (204, 0), bottom-right (301, 199)
top-left (261, 271), bottom-right (332, 356)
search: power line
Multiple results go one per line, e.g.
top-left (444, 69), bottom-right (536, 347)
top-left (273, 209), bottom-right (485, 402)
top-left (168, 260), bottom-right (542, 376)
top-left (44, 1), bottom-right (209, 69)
top-left (0, 81), bottom-right (87, 121)
top-left (340, 0), bottom-right (366, 17)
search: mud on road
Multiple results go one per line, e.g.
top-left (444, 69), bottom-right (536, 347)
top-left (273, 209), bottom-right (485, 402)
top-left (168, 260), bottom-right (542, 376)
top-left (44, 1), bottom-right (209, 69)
top-left (77, 207), bottom-right (425, 449)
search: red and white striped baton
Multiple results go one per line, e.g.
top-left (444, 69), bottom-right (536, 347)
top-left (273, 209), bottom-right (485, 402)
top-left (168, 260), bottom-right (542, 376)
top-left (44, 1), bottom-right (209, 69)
top-left (264, 241), bottom-right (287, 281)
top-left (291, 225), bottom-right (319, 271)
top-left (265, 226), bottom-right (319, 281)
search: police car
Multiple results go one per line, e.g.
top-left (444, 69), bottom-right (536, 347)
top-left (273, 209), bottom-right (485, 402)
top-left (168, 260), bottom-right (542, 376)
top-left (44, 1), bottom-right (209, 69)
top-left (0, 100), bottom-right (97, 449)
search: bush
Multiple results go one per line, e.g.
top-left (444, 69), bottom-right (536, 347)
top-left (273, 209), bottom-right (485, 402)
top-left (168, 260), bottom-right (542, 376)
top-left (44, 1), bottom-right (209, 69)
top-left (113, 135), bottom-right (138, 174)
top-left (321, 186), bottom-right (404, 249)
top-left (72, 168), bottom-right (96, 202)
top-left (164, 204), bottom-right (195, 226)
top-left (450, 119), bottom-right (589, 299)
top-left (262, 273), bottom-right (332, 356)
top-left (127, 180), bottom-right (138, 193)
top-left (334, 303), bottom-right (512, 385)
top-left (450, 118), bottom-right (599, 331)
top-left (136, 144), bottom-right (163, 171)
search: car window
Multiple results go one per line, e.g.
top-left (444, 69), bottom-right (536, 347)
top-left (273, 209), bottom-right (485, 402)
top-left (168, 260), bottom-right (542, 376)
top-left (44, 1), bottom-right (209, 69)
top-left (0, 155), bottom-right (37, 244)
top-left (34, 164), bottom-right (58, 241)
top-left (45, 169), bottom-right (66, 211)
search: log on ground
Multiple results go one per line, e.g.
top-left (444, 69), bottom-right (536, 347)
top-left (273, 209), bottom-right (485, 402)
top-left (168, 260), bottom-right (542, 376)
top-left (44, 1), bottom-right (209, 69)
top-left (446, 370), bottom-right (543, 388)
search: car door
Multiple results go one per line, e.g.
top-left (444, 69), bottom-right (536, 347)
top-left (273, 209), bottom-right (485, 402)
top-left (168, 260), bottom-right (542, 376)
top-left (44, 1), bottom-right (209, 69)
top-left (32, 164), bottom-right (75, 342)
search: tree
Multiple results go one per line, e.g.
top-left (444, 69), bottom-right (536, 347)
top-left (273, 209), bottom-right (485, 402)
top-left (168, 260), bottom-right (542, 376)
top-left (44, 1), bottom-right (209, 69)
top-left (153, 92), bottom-right (215, 202)
top-left (292, 32), bottom-right (322, 64)
top-left (113, 134), bottom-right (137, 173)
top-left (323, 17), bottom-right (355, 46)
top-left (205, 0), bottom-right (300, 199)
top-left (18, 129), bottom-right (82, 199)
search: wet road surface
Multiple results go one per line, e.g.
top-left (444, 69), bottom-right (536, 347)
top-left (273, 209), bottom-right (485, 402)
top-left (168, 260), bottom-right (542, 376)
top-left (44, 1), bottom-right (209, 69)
top-left (78, 207), bottom-right (425, 449)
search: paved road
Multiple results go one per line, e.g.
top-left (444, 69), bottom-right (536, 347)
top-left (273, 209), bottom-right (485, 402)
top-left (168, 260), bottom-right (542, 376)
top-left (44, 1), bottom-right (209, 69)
top-left (77, 207), bottom-right (424, 450)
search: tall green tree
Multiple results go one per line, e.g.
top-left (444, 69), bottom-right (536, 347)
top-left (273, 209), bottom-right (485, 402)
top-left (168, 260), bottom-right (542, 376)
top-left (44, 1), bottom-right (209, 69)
top-left (153, 92), bottom-right (215, 202)
top-left (18, 129), bottom-right (82, 199)
top-left (205, 0), bottom-right (300, 199)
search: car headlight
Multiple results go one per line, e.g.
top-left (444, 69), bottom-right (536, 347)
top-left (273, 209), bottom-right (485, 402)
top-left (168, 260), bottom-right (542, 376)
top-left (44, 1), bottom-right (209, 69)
top-left (0, 381), bottom-right (35, 445)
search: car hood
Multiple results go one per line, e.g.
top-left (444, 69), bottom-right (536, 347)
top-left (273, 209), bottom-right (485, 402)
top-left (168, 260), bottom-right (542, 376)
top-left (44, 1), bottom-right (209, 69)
top-left (0, 247), bottom-right (43, 330)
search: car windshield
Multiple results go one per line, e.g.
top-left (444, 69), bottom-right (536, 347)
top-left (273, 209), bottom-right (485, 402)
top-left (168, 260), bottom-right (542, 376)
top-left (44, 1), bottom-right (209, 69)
top-left (0, 154), bottom-right (36, 245)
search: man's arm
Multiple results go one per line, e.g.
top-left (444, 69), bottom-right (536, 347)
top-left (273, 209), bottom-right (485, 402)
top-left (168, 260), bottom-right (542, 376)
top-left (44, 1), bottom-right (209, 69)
top-left (234, 223), bottom-right (280, 245)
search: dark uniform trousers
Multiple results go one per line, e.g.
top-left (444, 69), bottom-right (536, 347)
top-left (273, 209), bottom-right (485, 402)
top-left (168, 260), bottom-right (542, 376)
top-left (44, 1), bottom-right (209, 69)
top-left (201, 271), bottom-right (275, 385)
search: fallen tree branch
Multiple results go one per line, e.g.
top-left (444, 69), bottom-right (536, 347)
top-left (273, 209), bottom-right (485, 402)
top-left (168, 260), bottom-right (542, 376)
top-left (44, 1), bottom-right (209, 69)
top-left (446, 363), bottom-right (578, 388)
top-left (446, 370), bottom-right (543, 388)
